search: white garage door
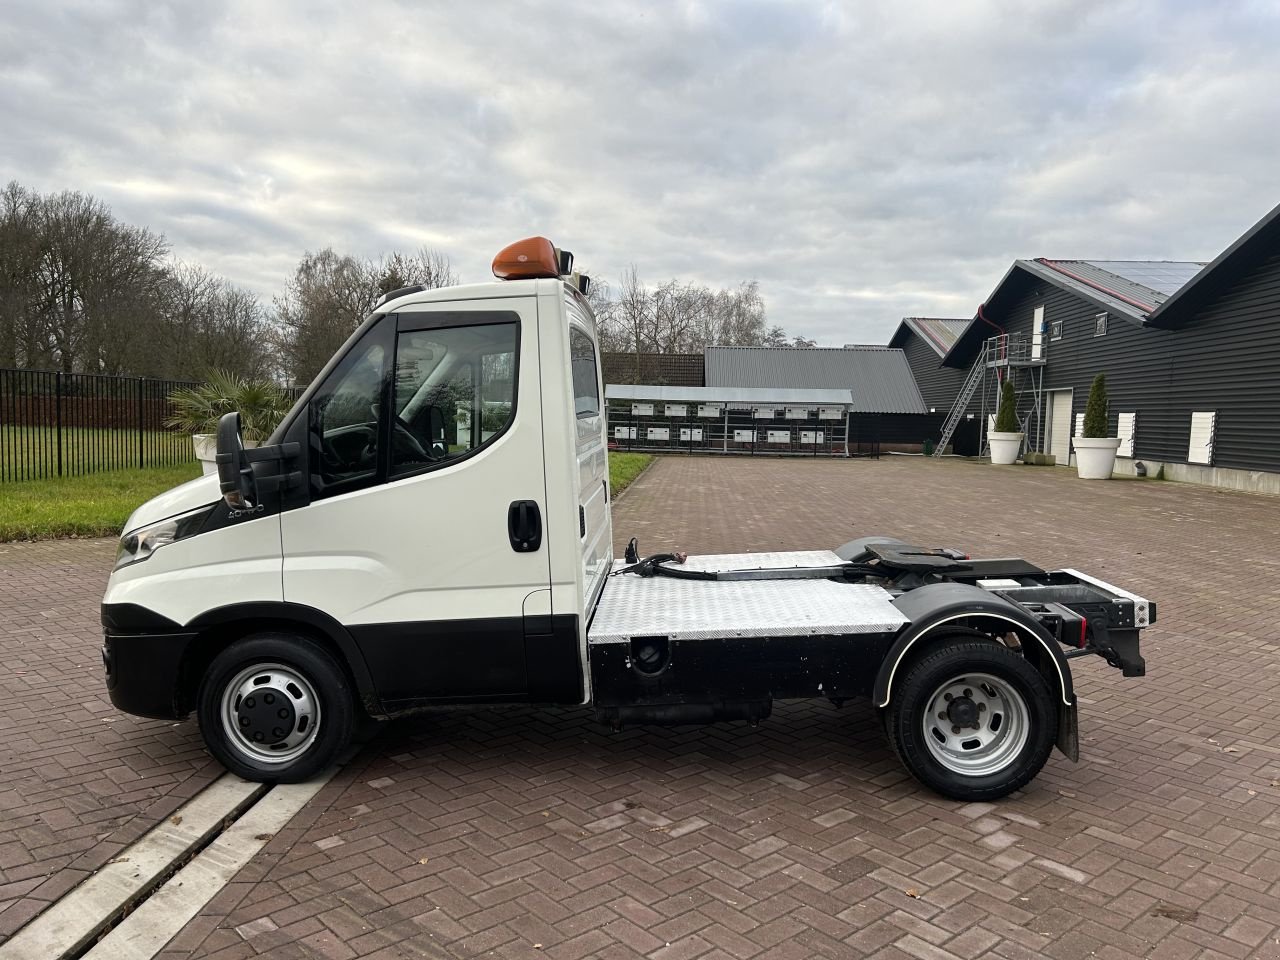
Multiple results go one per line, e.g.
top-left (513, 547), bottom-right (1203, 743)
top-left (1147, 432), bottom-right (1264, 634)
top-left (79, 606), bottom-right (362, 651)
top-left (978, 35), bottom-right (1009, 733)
top-left (1047, 389), bottom-right (1073, 465)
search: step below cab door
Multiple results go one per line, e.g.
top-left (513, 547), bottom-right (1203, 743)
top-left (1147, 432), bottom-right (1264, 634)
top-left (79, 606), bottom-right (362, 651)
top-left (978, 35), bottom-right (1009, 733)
top-left (281, 297), bottom-right (551, 709)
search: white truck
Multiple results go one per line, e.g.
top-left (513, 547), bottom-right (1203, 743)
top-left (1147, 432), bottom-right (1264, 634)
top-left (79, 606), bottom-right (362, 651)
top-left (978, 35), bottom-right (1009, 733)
top-left (101, 237), bottom-right (1152, 801)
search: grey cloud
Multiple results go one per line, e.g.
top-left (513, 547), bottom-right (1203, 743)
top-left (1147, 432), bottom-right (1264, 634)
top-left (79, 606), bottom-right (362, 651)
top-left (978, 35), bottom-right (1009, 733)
top-left (2, 0), bottom-right (1278, 346)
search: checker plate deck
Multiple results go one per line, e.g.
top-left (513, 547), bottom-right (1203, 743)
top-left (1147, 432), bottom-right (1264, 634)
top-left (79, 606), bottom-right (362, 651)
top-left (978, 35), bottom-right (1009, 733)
top-left (589, 551), bottom-right (908, 644)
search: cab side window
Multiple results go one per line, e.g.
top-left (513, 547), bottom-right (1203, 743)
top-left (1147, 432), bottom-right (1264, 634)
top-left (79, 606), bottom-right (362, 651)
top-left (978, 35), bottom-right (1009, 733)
top-left (570, 326), bottom-right (600, 419)
top-left (391, 321), bottom-right (519, 478)
top-left (313, 337), bottom-right (386, 491)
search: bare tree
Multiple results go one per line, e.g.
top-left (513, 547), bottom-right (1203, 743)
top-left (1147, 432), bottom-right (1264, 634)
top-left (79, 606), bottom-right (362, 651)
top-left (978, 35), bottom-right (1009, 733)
top-left (0, 182), bottom-right (42, 367)
top-left (157, 262), bottom-right (270, 379)
top-left (272, 246), bottom-right (456, 384)
top-left (592, 268), bottom-right (798, 357)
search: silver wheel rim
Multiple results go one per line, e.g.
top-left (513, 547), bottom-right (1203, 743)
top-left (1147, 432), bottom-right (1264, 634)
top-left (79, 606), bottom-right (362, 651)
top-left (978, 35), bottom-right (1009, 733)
top-left (921, 671), bottom-right (1029, 777)
top-left (220, 662), bottom-right (322, 764)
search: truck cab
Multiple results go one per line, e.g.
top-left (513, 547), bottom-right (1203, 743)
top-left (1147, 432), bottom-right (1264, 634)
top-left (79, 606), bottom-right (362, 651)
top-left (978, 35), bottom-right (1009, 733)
top-left (103, 237), bottom-right (1152, 801)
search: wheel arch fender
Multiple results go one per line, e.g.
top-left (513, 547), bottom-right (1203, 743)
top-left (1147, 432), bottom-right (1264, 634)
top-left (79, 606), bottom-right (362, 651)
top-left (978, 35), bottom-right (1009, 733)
top-left (876, 582), bottom-right (1076, 711)
top-left (185, 602), bottom-right (384, 718)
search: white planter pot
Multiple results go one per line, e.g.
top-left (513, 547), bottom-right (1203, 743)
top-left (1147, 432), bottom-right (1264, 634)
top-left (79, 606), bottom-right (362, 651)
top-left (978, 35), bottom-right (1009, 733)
top-left (193, 434), bottom-right (217, 475)
top-left (988, 431), bottom-right (1023, 465)
top-left (192, 434), bottom-right (259, 475)
top-left (1073, 436), bottom-right (1122, 479)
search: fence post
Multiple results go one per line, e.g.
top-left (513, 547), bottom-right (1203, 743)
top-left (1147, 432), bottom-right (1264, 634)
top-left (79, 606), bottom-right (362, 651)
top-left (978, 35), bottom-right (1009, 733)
top-left (138, 377), bottom-right (145, 469)
top-left (56, 372), bottom-right (63, 478)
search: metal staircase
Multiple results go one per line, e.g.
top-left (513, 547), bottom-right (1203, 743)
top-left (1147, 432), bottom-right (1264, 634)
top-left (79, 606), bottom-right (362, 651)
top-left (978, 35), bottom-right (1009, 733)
top-left (933, 358), bottom-right (985, 456)
top-left (933, 333), bottom-right (1047, 457)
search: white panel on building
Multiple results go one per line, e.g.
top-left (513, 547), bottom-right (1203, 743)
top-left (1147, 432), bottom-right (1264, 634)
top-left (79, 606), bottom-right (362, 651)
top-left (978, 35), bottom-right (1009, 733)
top-left (1116, 412), bottom-right (1136, 458)
top-left (632, 402), bottom-right (654, 416)
top-left (818, 406), bottom-right (843, 420)
top-left (800, 431), bottom-right (824, 444)
top-left (1074, 413), bottom-right (1084, 438)
top-left (665, 404), bottom-right (687, 417)
top-left (784, 406), bottom-right (809, 420)
top-left (753, 408), bottom-right (776, 419)
top-left (733, 429), bottom-right (754, 442)
top-left (613, 426), bottom-right (636, 439)
top-left (1188, 411), bottom-right (1216, 464)
top-left (697, 404), bottom-right (722, 417)
top-left (1046, 389), bottom-right (1072, 466)
top-left (765, 430), bottom-right (790, 443)
top-left (679, 428), bottom-right (703, 441)
top-left (1032, 305), bottom-right (1045, 359)
top-left (646, 427), bottom-right (670, 441)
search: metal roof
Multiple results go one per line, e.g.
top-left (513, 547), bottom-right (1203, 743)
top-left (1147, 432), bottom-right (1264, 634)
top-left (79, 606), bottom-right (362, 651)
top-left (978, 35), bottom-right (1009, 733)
top-left (604, 384), bottom-right (856, 408)
top-left (888, 318), bottom-right (971, 358)
top-left (703, 346), bottom-right (928, 414)
top-left (1031, 259), bottom-right (1206, 318)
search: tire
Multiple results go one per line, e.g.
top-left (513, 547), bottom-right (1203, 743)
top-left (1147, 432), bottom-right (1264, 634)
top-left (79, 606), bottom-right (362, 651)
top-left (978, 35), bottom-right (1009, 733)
top-left (884, 639), bottom-right (1057, 801)
top-left (197, 632), bottom-right (355, 783)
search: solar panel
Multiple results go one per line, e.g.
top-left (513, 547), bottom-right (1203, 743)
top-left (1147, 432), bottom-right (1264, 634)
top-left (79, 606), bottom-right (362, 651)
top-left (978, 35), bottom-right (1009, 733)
top-left (1083, 261), bottom-right (1206, 297)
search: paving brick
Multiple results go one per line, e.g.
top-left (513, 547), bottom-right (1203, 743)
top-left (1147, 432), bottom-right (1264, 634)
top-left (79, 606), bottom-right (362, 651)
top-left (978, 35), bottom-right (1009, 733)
top-left (4, 457), bottom-right (1280, 960)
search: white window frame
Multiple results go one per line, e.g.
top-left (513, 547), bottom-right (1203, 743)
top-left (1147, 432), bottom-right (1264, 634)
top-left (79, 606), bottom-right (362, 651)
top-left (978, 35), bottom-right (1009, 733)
top-left (1188, 411), bottom-right (1216, 465)
top-left (1094, 313), bottom-right (1108, 337)
top-left (1049, 319), bottom-right (1064, 341)
top-left (1116, 412), bottom-right (1136, 457)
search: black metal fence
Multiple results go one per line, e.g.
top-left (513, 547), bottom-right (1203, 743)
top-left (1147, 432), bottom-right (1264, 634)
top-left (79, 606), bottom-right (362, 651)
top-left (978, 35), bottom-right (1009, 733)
top-left (0, 368), bottom-right (201, 482)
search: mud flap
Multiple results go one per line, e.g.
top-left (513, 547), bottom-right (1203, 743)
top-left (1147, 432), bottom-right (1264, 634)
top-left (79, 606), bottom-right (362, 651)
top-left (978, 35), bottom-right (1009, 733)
top-left (1057, 699), bottom-right (1079, 762)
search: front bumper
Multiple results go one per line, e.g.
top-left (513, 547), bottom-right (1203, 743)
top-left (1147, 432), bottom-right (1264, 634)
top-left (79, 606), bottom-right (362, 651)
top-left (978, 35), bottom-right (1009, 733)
top-left (103, 631), bottom-right (197, 720)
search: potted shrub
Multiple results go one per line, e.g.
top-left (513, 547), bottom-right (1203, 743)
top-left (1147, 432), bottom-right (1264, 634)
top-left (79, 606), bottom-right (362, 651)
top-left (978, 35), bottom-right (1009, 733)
top-left (988, 378), bottom-right (1023, 465)
top-left (166, 371), bottom-right (292, 474)
top-left (1073, 373), bottom-right (1121, 479)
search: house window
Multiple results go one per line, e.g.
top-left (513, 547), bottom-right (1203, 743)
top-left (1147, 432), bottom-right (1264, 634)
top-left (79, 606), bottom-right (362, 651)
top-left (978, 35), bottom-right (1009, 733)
top-left (1049, 319), bottom-right (1064, 340)
top-left (1094, 313), bottom-right (1108, 337)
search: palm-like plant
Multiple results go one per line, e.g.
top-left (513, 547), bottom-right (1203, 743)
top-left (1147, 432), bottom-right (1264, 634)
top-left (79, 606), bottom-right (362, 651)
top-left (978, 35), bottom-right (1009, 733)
top-left (166, 370), bottom-right (292, 442)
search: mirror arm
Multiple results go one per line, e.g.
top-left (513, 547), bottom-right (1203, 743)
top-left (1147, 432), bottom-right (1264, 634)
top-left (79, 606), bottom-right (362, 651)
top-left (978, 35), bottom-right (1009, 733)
top-left (242, 442), bottom-right (301, 463)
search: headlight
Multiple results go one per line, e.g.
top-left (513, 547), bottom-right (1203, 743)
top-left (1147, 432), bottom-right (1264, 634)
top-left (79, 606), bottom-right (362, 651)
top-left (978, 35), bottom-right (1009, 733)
top-left (115, 505), bottom-right (214, 570)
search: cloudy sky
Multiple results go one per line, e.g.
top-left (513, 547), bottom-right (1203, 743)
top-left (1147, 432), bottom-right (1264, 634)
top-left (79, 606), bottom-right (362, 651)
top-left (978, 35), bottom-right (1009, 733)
top-left (3, 0), bottom-right (1279, 344)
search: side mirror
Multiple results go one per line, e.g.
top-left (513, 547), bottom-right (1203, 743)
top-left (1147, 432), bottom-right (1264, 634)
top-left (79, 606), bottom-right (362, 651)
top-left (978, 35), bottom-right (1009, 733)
top-left (427, 405), bottom-right (447, 459)
top-left (215, 411), bottom-right (255, 508)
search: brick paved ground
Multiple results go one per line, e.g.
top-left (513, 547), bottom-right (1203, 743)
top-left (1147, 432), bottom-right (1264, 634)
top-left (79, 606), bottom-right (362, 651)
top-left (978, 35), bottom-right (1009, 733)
top-left (3, 456), bottom-right (1280, 959)
top-left (0, 538), bottom-right (221, 939)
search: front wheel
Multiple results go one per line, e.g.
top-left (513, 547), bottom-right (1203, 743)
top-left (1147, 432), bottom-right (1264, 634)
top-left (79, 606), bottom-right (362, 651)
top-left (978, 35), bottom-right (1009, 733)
top-left (198, 633), bottom-right (354, 782)
top-left (884, 639), bottom-right (1057, 801)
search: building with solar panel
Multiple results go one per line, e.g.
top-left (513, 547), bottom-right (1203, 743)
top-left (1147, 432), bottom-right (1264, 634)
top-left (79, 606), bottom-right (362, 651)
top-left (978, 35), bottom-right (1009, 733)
top-left (913, 199), bottom-right (1280, 492)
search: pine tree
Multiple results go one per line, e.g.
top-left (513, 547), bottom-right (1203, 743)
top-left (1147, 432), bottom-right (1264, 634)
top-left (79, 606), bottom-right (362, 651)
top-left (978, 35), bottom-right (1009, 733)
top-left (994, 378), bottom-right (1019, 432)
top-left (1082, 373), bottom-right (1109, 437)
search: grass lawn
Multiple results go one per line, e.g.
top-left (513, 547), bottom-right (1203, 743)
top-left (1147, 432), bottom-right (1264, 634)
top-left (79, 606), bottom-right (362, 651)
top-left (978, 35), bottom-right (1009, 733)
top-left (1, 425), bottom-right (192, 482)
top-left (609, 452), bottom-right (654, 497)
top-left (0, 463), bottom-right (202, 541)
top-left (0, 453), bottom-right (653, 542)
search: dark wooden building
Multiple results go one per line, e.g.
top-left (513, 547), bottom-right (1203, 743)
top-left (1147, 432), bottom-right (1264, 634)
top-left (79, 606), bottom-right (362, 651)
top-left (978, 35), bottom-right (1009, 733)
top-left (930, 200), bottom-right (1280, 490)
top-left (887, 318), bottom-right (970, 412)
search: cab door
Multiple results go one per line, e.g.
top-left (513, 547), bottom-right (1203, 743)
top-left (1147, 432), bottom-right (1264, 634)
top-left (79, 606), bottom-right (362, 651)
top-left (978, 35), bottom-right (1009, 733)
top-left (281, 297), bottom-right (550, 708)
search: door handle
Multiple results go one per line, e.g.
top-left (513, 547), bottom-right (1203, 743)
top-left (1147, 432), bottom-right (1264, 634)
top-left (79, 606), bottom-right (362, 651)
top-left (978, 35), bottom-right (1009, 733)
top-left (508, 500), bottom-right (542, 553)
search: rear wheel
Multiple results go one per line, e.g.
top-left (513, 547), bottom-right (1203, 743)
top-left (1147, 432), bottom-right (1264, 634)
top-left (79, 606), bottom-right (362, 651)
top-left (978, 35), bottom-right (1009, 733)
top-left (885, 639), bottom-right (1057, 801)
top-left (198, 633), bottom-right (354, 782)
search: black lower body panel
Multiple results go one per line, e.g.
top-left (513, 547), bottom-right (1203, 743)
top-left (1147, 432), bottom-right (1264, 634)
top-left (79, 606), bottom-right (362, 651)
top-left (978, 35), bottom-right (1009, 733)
top-left (589, 633), bottom-right (898, 717)
top-left (352, 613), bottom-right (584, 713)
top-left (104, 631), bottom-right (197, 720)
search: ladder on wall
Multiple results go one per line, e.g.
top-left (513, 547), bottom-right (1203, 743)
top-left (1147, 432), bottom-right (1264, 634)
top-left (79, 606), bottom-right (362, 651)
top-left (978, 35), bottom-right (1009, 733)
top-left (933, 357), bottom-right (984, 456)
